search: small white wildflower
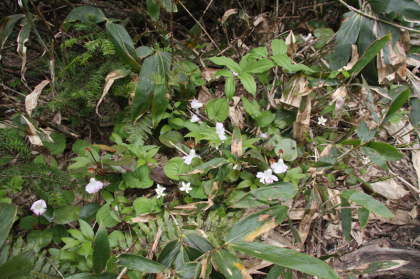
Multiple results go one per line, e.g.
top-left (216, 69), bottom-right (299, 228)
top-left (317, 116), bottom-right (327, 126)
top-left (155, 184), bottom-right (166, 198)
top-left (182, 149), bottom-right (201, 165)
top-left (260, 132), bottom-right (268, 139)
top-left (179, 182), bottom-right (193, 193)
top-left (362, 156), bottom-right (370, 165)
top-left (271, 159), bottom-right (288, 174)
top-left (191, 114), bottom-right (200, 123)
top-left (31, 199), bottom-right (47, 216)
top-left (215, 122), bottom-right (227, 140)
top-left (86, 178), bottom-right (104, 194)
top-left (256, 169), bottom-right (278, 185)
top-left (191, 99), bottom-right (203, 113)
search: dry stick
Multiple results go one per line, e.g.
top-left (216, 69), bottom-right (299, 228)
top-left (178, 1), bottom-right (223, 55)
top-left (336, 0), bottom-right (420, 34)
top-left (116, 267), bottom-right (128, 279)
top-left (45, 256), bottom-right (64, 278)
top-left (388, 170), bottom-right (420, 194)
top-left (169, 140), bottom-right (189, 156)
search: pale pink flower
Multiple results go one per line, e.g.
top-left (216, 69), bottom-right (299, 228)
top-left (191, 99), bottom-right (203, 113)
top-left (191, 114), bottom-right (200, 123)
top-left (256, 169), bottom-right (278, 185)
top-left (215, 122), bottom-right (227, 140)
top-left (31, 199), bottom-right (47, 216)
top-left (182, 149), bottom-right (201, 165)
top-left (85, 178), bottom-right (103, 194)
top-left (271, 159), bottom-right (288, 174)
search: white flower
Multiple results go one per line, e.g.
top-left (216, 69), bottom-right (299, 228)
top-left (260, 132), bottom-right (268, 139)
top-left (317, 116), bottom-right (327, 126)
top-left (231, 70), bottom-right (239, 76)
top-left (362, 156), bottom-right (370, 165)
top-left (302, 33), bottom-right (313, 44)
top-left (215, 122), bottom-right (227, 140)
top-left (182, 149), bottom-right (201, 165)
top-left (191, 114), bottom-right (200, 123)
top-left (271, 159), bottom-right (288, 174)
top-left (18, 0), bottom-right (23, 7)
top-left (179, 182), bottom-right (193, 193)
top-left (85, 178), bottom-right (104, 194)
top-left (156, 184), bottom-right (166, 198)
top-left (31, 199), bottom-right (47, 216)
top-left (191, 99), bottom-right (203, 113)
top-left (256, 169), bottom-right (278, 185)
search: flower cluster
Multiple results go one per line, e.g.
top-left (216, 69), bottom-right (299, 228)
top-left (256, 159), bottom-right (289, 185)
top-left (156, 184), bottom-right (166, 198)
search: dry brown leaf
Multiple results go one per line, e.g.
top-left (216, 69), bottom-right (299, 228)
top-left (385, 119), bottom-right (412, 144)
top-left (295, 198), bottom-right (318, 251)
top-left (229, 97), bottom-right (245, 129)
top-left (372, 210), bottom-right (418, 225)
top-left (198, 85), bottom-right (214, 104)
top-left (231, 128), bottom-right (243, 157)
top-left (341, 44), bottom-right (359, 71)
top-left (412, 149), bottom-right (420, 190)
top-left (286, 31), bottom-right (297, 57)
top-left (265, 231), bottom-right (292, 248)
top-left (221, 9), bottom-right (237, 24)
top-left (52, 111), bottom-right (61, 125)
top-left (378, 41), bottom-right (407, 84)
top-left (293, 95), bottom-right (311, 143)
top-left (131, 213), bottom-right (156, 223)
top-left (201, 68), bottom-right (221, 82)
top-left (25, 80), bottom-right (49, 117)
top-left (330, 86), bottom-right (347, 123)
top-left (21, 115), bottom-right (43, 146)
top-left (371, 179), bottom-right (410, 200)
top-left (324, 223), bottom-right (342, 240)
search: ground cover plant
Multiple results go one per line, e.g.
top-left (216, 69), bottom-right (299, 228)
top-left (1, 0), bottom-right (420, 278)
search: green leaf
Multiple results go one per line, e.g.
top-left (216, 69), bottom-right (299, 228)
top-left (231, 242), bottom-right (340, 279)
top-left (341, 197), bottom-right (352, 242)
top-left (52, 205), bottom-right (81, 224)
top-left (245, 59), bottom-right (275, 74)
top-left (106, 21), bottom-right (141, 73)
top-left (164, 157), bottom-right (189, 180)
top-left (93, 226), bottom-right (111, 274)
top-left (241, 96), bottom-right (260, 117)
top-left (275, 138), bottom-right (297, 161)
top-left (43, 133), bottom-right (66, 154)
top-left (236, 180), bottom-right (253, 189)
top-left (211, 250), bottom-right (247, 278)
top-left (349, 33), bottom-right (390, 76)
top-left (229, 182), bottom-right (298, 208)
top-left (0, 15), bottom-right (25, 49)
top-left (80, 203), bottom-right (101, 222)
top-left (131, 52), bottom-right (172, 122)
top-left (357, 120), bottom-right (377, 143)
top-left (410, 97), bottom-right (420, 127)
top-left (226, 205), bottom-right (288, 243)
top-left (151, 83), bottom-right (169, 127)
top-left (256, 111), bottom-right (275, 127)
top-left (96, 204), bottom-right (119, 228)
top-left (157, 240), bottom-right (181, 267)
top-left (367, 0), bottom-right (391, 13)
top-left (206, 98), bottom-right (230, 122)
top-left (62, 6), bottom-right (106, 29)
top-left (383, 88), bottom-right (410, 126)
top-left (146, 0), bottom-right (160, 20)
top-left (361, 146), bottom-right (388, 170)
top-left (119, 254), bottom-right (169, 273)
top-left (365, 142), bottom-right (403, 161)
top-left (271, 54), bottom-right (291, 71)
top-left (133, 196), bottom-right (162, 215)
top-left (358, 207), bottom-right (370, 230)
top-left (159, 130), bottom-right (184, 147)
top-left (0, 249), bottom-right (35, 279)
top-left (330, 11), bottom-right (363, 70)
top-left (251, 46), bottom-right (268, 57)
top-left (52, 225), bottom-right (68, 244)
top-left (208, 57), bottom-right (241, 73)
top-left (386, 0), bottom-right (420, 22)
top-left (341, 190), bottom-right (394, 218)
top-left (271, 39), bottom-right (287, 56)
top-left (27, 229), bottom-right (52, 248)
top-left (213, 69), bottom-right (234, 78)
top-left (64, 273), bottom-right (118, 279)
top-left (0, 203), bottom-right (17, 247)
top-left (79, 219), bottom-right (94, 241)
top-left (122, 165), bottom-right (154, 189)
top-left (136, 46), bottom-right (154, 59)
top-left (225, 77), bottom-right (235, 100)
top-left (238, 73), bottom-right (256, 97)
top-left (177, 262), bottom-right (200, 279)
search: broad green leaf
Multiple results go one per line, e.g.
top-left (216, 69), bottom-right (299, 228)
top-left (133, 196), bottom-right (162, 215)
top-left (229, 182), bottom-right (298, 208)
top-left (367, 0), bottom-right (391, 13)
top-left (245, 59), bottom-right (275, 74)
top-left (313, 27), bottom-right (335, 49)
top-left (206, 98), bottom-right (230, 122)
top-left (225, 77), bottom-right (235, 100)
top-left (358, 207), bottom-right (370, 230)
top-left (271, 54), bottom-right (291, 71)
top-left (27, 229), bottom-right (52, 248)
top-left (386, 0), bottom-right (420, 21)
top-left (341, 197), bottom-right (352, 242)
top-left (164, 157), bottom-right (189, 180)
top-left (187, 158), bottom-right (227, 175)
top-left (52, 225), bottom-right (68, 244)
top-left (177, 262), bottom-right (200, 279)
top-left (159, 130), bottom-right (184, 147)
top-left (122, 165), bottom-right (154, 189)
top-left (136, 46), bottom-right (154, 58)
top-left (64, 273), bottom-right (118, 279)
top-left (52, 205), bottom-right (81, 224)
top-left (361, 146), bottom-right (388, 170)
top-left (62, 6), bottom-right (106, 29)
top-left (157, 240), bottom-right (181, 267)
top-left (289, 64), bottom-right (315, 73)
top-left (131, 52), bottom-right (172, 122)
top-left (182, 230), bottom-right (214, 253)
top-left (93, 227), bottom-right (111, 274)
top-left (0, 15), bottom-right (25, 49)
top-left (211, 250), bottom-right (247, 278)
top-left (146, 0), bottom-right (160, 20)
top-left (80, 203), bottom-right (101, 222)
top-left (208, 57), bottom-right (241, 73)
top-left (96, 204), bottom-right (119, 228)
top-left (330, 12), bottom-right (363, 70)
top-left (213, 69), bottom-right (234, 78)
top-left (238, 72), bottom-right (256, 97)
top-left (357, 120), bottom-right (377, 143)
top-left (78, 241), bottom-right (92, 258)
top-left (349, 33), bottom-right (390, 76)
top-left (0, 249), bottom-right (35, 278)
top-left (43, 133), bottom-right (66, 154)
top-left (151, 83), bottom-right (169, 127)
top-left (79, 219), bottom-right (94, 241)
top-left (365, 142), bottom-right (403, 161)
top-left (226, 205), bottom-right (288, 243)
top-left (251, 46), bottom-right (268, 57)
top-left (256, 111), bottom-right (275, 127)
top-left (241, 96), bottom-right (260, 117)
top-left (231, 241), bottom-right (340, 279)
top-left (410, 97), bottom-right (420, 127)
top-left (106, 22), bottom-right (141, 73)
top-left (119, 254), bottom-right (169, 273)
top-left (275, 138), bottom-right (297, 161)
top-left (341, 190), bottom-right (394, 218)
top-left (271, 39), bottom-right (287, 56)
top-left (383, 88), bottom-right (410, 126)
top-left (0, 203), bottom-right (17, 247)
top-left (72, 139), bottom-right (89, 156)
